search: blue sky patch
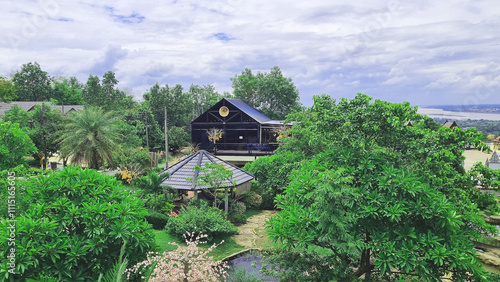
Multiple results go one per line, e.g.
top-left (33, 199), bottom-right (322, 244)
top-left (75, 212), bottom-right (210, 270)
top-left (213, 33), bottom-right (234, 41)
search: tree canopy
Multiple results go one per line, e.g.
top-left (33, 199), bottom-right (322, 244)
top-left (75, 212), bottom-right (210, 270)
top-left (0, 121), bottom-right (36, 170)
top-left (58, 107), bottom-right (123, 169)
top-left (231, 66), bottom-right (302, 120)
top-left (256, 93), bottom-right (495, 281)
top-left (12, 62), bottom-right (51, 101)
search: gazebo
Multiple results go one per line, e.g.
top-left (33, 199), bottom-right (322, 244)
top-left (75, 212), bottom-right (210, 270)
top-left (160, 150), bottom-right (254, 211)
top-left (486, 152), bottom-right (500, 170)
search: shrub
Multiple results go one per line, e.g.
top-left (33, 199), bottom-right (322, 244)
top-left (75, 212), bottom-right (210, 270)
top-left (229, 214), bottom-right (247, 225)
top-left (165, 202), bottom-right (238, 240)
top-left (242, 191), bottom-right (262, 210)
top-left (0, 166), bottom-right (156, 281)
top-left (230, 201), bottom-right (247, 215)
top-left (145, 210), bottom-right (169, 230)
top-left (229, 202), bottom-right (247, 224)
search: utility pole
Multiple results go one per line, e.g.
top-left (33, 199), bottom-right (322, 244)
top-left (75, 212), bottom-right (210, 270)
top-left (42, 103), bottom-right (48, 170)
top-left (164, 106), bottom-right (168, 168)
top-left (144, 112), bottom-right (149, 149)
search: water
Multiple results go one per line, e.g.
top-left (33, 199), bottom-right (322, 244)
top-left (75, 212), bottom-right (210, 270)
top-left (227, 252), bottom-right (277, 282)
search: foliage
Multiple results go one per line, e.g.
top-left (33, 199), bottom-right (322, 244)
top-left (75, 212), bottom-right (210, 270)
top-left (260, 94), bottom-right (496, 281)
top-left (0, 170), bottom-right (30, 220)
top-left (0, 76), bottom-right (16, 102)
top-left (82, 71), bottom-right (136, 111)
top-left (12, 62), bottom-right (51, 101)
top-left (261, 247), bottom-right (339, 282)
top-left (24, 104), bottom-right (65, 164)
top-left (242, 191), bottom-right (263, 210)
top-left (468, 162), bottom-right (500, 189)
top-left (1, 104), bottom-right (30, 129)
top-left (115, 147), bottom-right (151, 180)
top-left (145, 210), bottom-right (170, 230)
top-left (0, 166), bottom-right (156, 281)
top-left (165, 201), bottom-right (238, 240)
top-left (133, 172), bottom-right (173, 211)
top-left (229, 202), bottom-right (247, 224)
top-left (126, 233), bottom-right (228, 282)
top-left (230, 201), bottom-right (247, 215)
top-left (244, 152), bottom-right (304, 209)
top-left (0, 121), bottom-right (36, 170)
top-left (168, 126), bottom-right (190, 152)
top-left (58, 107), bottom-right (123, 169)
top-left (227, 267), bottom-right (263, 282)
top-left (188, 84), bottom-right (225, 119)
top-left (192, 162), bottom-right (236, 210)
top-left (97, 241), bottom-right (128, 282)
top-left (51, 77), bottom-right (84, 105)
top-left (3, 103), bottom-right (64, 166)
top-left (231, 66), bottom-right (302, 120)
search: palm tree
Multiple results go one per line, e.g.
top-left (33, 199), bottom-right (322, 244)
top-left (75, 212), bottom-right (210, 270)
top-left (58, 107), bottom-right (122, 169)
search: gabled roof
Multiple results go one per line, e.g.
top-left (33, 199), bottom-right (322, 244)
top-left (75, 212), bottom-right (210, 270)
top-left (161, 150), bottom-right (254, 191)
top-left (224, 99), bottom-right (271, 124)
top-left (0, 101), bottom-right (84, 118)
top-left (442, 120), bottom-right (459, 128)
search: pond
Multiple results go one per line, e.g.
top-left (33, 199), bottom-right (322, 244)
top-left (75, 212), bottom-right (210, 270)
top-left (226, 251), bottom-right (277, 282)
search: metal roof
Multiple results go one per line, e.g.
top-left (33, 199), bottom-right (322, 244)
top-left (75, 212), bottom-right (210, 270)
top-left (224, 99), bottom-right (272, 124)
top-left (0, 101), bottom-right (84, 119)
top-left (161, 150), bottom-right (254, 190)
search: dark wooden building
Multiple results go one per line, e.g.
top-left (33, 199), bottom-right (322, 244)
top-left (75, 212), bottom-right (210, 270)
top-left (191, 98), bottom-right (288, 155)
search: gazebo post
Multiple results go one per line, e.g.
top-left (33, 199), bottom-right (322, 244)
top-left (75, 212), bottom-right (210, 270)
top-left (194, 190), bottom-right (198, 200)
top-left (224, 187), bottom-right (229, 213)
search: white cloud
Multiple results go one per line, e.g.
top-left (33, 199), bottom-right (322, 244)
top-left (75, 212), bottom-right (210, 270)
top-left (1, 0), bottom-right (500, 106)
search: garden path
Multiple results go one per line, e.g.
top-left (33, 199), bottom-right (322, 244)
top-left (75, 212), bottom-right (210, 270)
top-left (233, 210), bottom-right (278, 248)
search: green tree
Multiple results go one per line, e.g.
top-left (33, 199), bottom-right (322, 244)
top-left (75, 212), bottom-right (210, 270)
top-left (3, 104), bottom-right (64, 166)
top-left (1, 104), bottom-right (30, 129)
top-left (262, 94), bottom-right (494, 281)
top-left (0, 76), bottom-right (16, 102)
top-left (0, 121), bottom-right (36, 170)
top-left (12, 62), bottom-right (52, 101)
top-left (26, 104), bottom-right (65, 164)
top-left (51, 77), bottom-right (84, 105)
top-left (0, 166), bottom-right (156, 281)
top-left (188, 84), bottom-right (224, 120)
top-left (231, 66), bottom-right (302, 120)
top-left (192, 163), bottom-right (236, 212)
top-left (58, 107), bottom-right (122, 169)
top-left (82, 71), bottom-right (135, 111)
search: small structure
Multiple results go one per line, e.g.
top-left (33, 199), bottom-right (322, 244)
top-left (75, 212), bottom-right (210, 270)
top-left (486, 152), bottom-right (500, 170)
top-left (191, 98), bottom-right (289, 155)
top-left (0, 101), bottom-right (84, 119)
top-left (442, 120), bottom-right (459, 129)
top-left (161, 150), bottom-right (254, 211)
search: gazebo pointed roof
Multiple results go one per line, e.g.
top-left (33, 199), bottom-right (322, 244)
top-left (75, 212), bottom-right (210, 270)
top-left (161, 150), bottom-right (254, 191)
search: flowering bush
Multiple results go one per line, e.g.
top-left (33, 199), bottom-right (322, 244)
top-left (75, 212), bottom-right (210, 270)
top-left (126, 232), bottom-right (228, 281)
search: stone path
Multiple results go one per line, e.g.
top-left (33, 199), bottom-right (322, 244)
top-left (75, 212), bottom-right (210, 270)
top-left (233, 210), bottom-right (278, 248)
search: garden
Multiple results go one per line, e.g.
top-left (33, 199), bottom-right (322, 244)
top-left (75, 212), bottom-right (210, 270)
top-left (3, 92), bottom-right (500, 281)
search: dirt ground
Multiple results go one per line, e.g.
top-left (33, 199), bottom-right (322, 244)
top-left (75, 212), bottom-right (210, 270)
top-left (463, 149), bottom-right (495, 171)
top-left (233, 210), bottom-right (278, 248)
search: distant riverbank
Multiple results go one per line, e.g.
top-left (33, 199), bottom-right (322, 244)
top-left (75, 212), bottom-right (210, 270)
top-left (418, 108), bottom-right (500, 121)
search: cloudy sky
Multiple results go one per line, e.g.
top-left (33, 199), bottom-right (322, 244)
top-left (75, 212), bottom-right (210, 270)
top-left (1, 0), bottom-right (499, 107)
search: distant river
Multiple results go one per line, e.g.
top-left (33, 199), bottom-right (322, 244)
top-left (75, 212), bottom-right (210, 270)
top-left (417, 108), bottom-right (500, 121)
